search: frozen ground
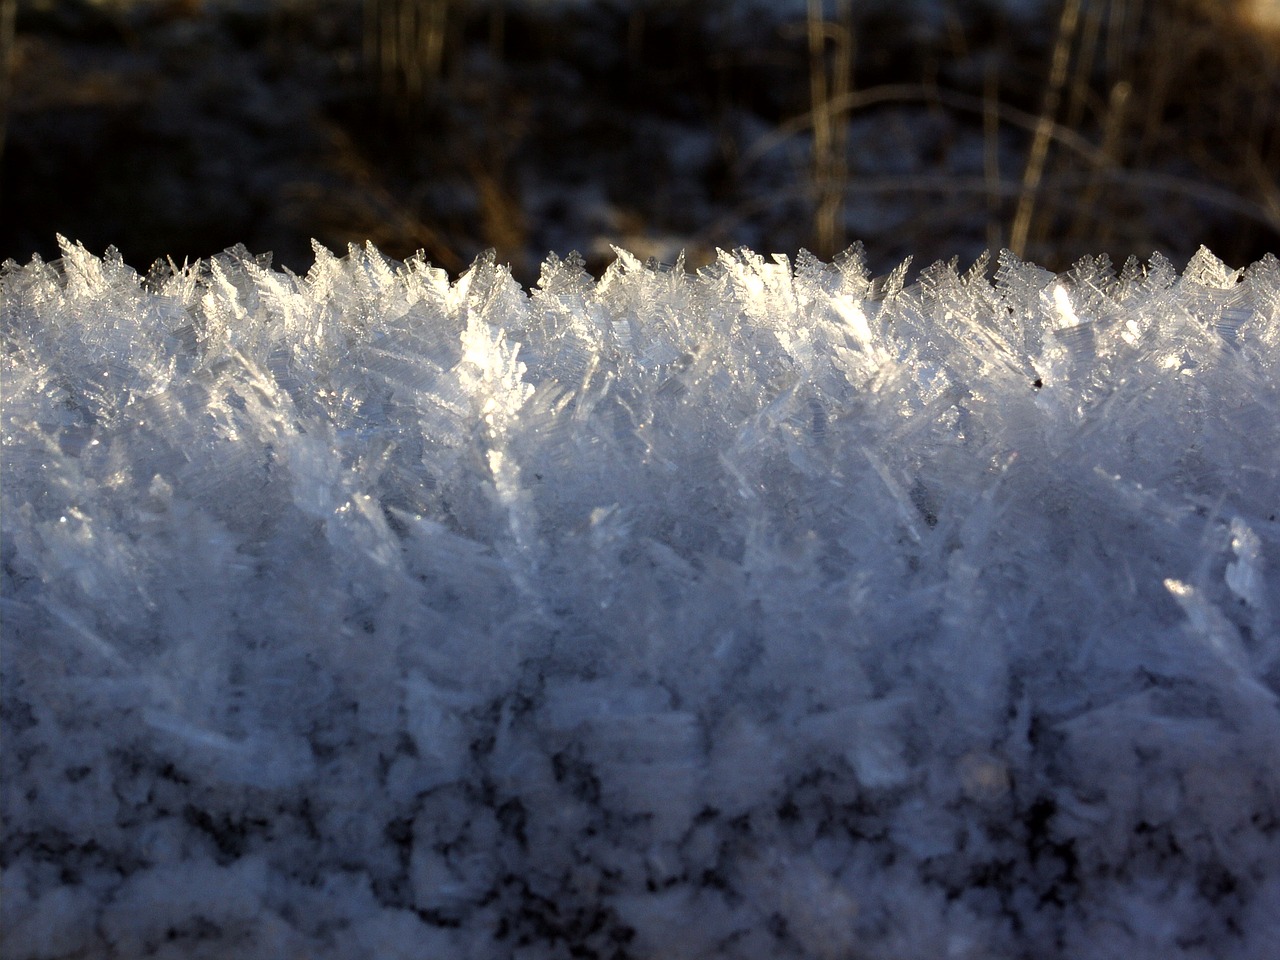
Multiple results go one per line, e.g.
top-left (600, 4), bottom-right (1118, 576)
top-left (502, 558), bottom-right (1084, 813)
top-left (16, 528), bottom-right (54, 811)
top-left (2, 238), bottom-right (1280, 959)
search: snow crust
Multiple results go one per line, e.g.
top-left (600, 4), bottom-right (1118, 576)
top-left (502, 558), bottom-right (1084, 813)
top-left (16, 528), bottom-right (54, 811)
top-left (3, 237), bottom-right (1279, 959)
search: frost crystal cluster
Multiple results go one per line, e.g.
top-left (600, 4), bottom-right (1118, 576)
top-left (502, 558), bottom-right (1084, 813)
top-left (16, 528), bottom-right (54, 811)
top-left (3, 238), bottom-right (1279, 960)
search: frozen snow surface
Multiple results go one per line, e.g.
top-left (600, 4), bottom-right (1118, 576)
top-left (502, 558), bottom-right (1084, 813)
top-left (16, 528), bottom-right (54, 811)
top-left (3, 237), bottom-right (1280, 960)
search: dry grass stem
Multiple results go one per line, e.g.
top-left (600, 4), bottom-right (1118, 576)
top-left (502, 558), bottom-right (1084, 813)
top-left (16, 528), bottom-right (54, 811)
top-left (0, 0), bottom-right (15, 177)
top-left (807, 0), bottom-right (854, 258)
top-left (984, 64), bottom-right (1003, 253)
top-left (1010, 0), bottom-right (1083, 258)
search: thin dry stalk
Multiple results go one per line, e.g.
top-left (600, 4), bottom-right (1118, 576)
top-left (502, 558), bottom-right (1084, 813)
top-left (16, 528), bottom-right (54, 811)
top-left (807, 0), bottom-right (853, 259)
top-left (1137, 3), bottom-right (1182, 162)
top-left (378, 0), bottom-right (398, 102)
top-left (1065, 0), bottom-right (1103, 131)
top-left (983, 63), bottom-right (1003, 252)
top-left (420, 0), bottom-right (448, 84)
top-left (365, 0), bottom-right (450, 119)
top-left (1105, 0), bottom-right (1141, 79)
top-left (1065, 78), bottom-right (1131, 248)
top-left (1010, 0), bottom-right (1083, 259)
top-left (0, 0), bottom-right (15, 178)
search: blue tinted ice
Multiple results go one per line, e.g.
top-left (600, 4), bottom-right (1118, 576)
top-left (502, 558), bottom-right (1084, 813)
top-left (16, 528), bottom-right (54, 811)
top-left (3, 236), bottom-right (1278, 958)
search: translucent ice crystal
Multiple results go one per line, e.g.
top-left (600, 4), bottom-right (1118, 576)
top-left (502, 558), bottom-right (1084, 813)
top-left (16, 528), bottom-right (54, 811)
top-left (2, 237), bottom-right (1278, 959)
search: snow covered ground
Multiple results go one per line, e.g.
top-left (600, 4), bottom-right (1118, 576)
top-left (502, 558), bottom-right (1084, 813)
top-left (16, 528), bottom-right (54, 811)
top-left (2, 238), bottom-right (1279, 959)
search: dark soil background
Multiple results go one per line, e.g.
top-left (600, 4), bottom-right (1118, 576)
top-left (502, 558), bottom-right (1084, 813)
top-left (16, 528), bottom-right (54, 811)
top-left (2, 0), bottom-right (1278, 284)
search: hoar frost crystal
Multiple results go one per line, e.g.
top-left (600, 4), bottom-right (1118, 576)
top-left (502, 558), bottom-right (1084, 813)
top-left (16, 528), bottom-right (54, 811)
top-left (2, 238), bottom-right (1279, 959)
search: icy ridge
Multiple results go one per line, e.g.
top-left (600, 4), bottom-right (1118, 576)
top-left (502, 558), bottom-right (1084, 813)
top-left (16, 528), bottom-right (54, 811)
top-left (2, 238), bottom-right (1279, 959)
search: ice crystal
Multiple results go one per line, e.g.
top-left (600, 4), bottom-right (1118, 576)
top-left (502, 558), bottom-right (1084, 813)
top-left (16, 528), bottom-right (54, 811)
top-left (2, 237), bottom-right (1278, 959)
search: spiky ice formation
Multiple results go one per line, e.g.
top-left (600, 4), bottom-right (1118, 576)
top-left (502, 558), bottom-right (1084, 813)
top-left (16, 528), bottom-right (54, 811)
top-left (2, 237), bottom-right (1279, 959)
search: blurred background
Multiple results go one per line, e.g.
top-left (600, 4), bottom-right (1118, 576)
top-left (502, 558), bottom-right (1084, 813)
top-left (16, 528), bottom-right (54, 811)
top-left (1, 0), bottom-right (1277, 283)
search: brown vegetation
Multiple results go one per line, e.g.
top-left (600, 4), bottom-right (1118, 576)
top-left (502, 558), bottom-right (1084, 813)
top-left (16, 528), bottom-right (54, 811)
top-left (1, 0), bottom-right (1277, 280)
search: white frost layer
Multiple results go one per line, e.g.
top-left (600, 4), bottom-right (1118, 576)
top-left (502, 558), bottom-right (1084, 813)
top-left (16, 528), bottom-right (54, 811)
top-left (2, 238), bottom-right (1279, 960)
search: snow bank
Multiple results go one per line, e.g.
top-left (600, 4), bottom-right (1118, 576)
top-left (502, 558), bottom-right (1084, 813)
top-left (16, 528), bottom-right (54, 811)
top-left (3, 237), bottom-right (1279, 959)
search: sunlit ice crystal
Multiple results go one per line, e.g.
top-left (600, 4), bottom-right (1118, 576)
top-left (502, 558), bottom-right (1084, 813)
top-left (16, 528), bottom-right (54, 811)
top-left (2, 237), bottom-right (1279, 960)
